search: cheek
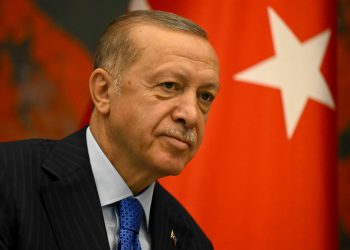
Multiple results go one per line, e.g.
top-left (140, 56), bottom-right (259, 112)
top-left (124, 102), bottom-right (169, 140)
top-left (141, 101), bottom-right (173, 125)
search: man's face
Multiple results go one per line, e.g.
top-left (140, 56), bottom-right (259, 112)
top-left (106, 24), bottom-right (220, 179)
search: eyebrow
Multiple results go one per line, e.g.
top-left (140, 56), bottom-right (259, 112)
top-left (200, 82), bottom-right (220, 90)
top-left (152, 65), bottom-right (220, 90)
top-left (155, 70), bottom-right (219, 85)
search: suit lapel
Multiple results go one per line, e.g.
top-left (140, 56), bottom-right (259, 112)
top-left (40, 128), bottom-right (109, 250)
top-left (150, 183), bottom-right (193, 250)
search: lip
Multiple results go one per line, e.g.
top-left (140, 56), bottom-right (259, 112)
top-left (162, 135), bottom-right (190, 150)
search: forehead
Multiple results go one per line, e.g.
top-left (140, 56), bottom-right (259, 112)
top-left (128, 24), bottom-right (220, 72)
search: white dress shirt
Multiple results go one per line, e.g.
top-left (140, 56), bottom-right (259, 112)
top-left (86, 127), bottom-right (154, 250)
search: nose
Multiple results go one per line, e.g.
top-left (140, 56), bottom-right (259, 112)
top-left (171, 92), bottom-right (200, 129)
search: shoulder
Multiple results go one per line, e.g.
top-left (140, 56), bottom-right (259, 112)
top-left (0, 126), bottom-right (88, 169)
top-left (0, 138), bottom-right (56, 247)
top-left (0, 138), bottom-right (56, 188)
top-left (0, 138), bottom-right (55, 151)
top-left (0, 138), bottom-right (55, 168)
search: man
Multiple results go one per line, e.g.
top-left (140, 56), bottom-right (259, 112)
top-left (0, 10), bottom-right (220, 250)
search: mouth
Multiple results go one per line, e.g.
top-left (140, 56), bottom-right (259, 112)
top-left (162, 135), bottom-right (191, 150)
top-left (160, 129), bottom-right (196, 150)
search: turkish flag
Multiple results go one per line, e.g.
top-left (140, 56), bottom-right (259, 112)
top-left (129, 0), bottom-right (338, 249)
top-left (0, 0), bottom-right (92, 140)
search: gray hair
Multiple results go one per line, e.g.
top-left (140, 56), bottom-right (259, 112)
top-left (93, 10), bottom-right (207, 86)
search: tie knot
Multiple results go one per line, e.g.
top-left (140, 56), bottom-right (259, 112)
top-left (117, 197), bottom-right (144, 233)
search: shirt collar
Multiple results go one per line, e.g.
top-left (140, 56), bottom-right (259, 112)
top-left (86, 127), bottom-right (154, 230)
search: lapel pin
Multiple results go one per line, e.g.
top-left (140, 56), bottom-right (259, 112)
top-left (170, 229), bottom-right (177, 246)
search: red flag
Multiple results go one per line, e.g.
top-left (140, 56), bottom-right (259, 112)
top-left (0, 0), bottom-right (92, 140)
top-left (131, 0), bottom-right (337, 248)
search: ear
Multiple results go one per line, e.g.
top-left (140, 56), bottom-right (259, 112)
top-left (89, 68), bottom-right (114, 115)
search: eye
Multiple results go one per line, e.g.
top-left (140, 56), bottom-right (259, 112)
top-left (161, 82), bottom-right (176, 90)
top-left (198, 91), bottom-right (215, 102)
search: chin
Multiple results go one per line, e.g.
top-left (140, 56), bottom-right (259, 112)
top-left (156, 162), bottom-right (187, 178)
top-left (149, 152), bottom-right (192, 178)
top-left (167, 167), bottom-right (185, 176)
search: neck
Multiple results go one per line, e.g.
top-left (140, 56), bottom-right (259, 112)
top-left (89, 113), bottom-right (158, 195)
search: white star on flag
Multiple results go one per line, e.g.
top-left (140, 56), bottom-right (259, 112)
top-left (234, 7), bottom-right (335, 139)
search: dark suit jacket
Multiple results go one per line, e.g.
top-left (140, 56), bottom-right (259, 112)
top-left (0, 128), bottom-right (213, 250)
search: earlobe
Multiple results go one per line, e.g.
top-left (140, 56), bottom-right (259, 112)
top-left (89, 68), bottom-right (113, 115)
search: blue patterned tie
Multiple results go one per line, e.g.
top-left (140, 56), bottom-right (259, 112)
top-left (117, 197), bottom-right (143, 250)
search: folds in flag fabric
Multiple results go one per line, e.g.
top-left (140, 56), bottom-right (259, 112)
top-left (0, 0), bottom-right (127, 141)
top-left (337, 0), bottom-right (350, 247)
top-left (129, 0), bottom-right (337, 249)
top-left (1, 0), bottom-right (338, 248)
top-left (0, 0), bottom-right (92, 140)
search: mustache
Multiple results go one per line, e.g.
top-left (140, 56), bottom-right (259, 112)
top-left (161, 127), bottom-right (196, 146)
